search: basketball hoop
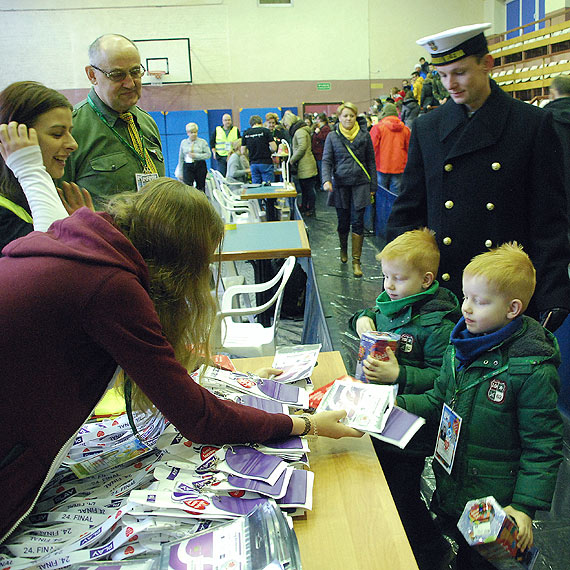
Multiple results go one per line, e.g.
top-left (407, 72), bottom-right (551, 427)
top-left (147, 70), bottom-right (166, 85)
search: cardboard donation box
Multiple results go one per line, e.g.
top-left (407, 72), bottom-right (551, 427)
top-left (457, 496), bottom-right (539, 570)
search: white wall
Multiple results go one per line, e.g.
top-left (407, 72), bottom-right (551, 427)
top-left (546, 0), bottom-right (570, 12)
top-left (0, 0), bottom-right (538, 91)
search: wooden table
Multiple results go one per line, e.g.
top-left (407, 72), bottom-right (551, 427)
top-left (234, 352), bottom-right (419, 570)
top-left (239, 183), bottom-right (297, 200)
top-left (220, 220), bottom-right (310, 261)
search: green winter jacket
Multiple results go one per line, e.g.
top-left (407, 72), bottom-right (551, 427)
top-left (398, 316), bottom-right (563, 520)
top-left (349, 282), bottom-right (460, 395)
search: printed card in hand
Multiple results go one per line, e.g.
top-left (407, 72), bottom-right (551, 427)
top-left (271, 344), bottom-right (321, 383)
top-left (316, 380), bottom-right (396, 433)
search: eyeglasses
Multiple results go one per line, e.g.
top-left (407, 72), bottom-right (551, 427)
top-left (91, 63), bottom-right (146, 82)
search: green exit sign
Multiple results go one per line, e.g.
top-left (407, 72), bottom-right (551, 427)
top-left (317, 82), bottom-right (331, 91)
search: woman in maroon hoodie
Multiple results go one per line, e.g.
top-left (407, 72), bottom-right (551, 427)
top-left (0, 121), bottom-right (361, 541)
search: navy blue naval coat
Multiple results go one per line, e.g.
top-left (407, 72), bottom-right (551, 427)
top-left (386, 80), bottom-right (570, 316)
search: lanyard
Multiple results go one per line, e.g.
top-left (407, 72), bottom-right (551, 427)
top-left (87, 95), bottom-right (150, 171)
top-left (448, 346), bottom-right (508, 409)
top-left (335, 131), bottom-right (371, 180)
top-left (0, 195), bottom-right (33, 223)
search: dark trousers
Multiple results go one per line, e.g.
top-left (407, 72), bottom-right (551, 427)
top-left (373, 442), bottom-right (449, 570)
top-left (215, 155), bottom-right (228, 176)
top-left (183, 161), bottom-right (208, 191)
top-left (298, 176), bottom-right (317, 212)
top-left (335, 205), bottom-right (366, 235)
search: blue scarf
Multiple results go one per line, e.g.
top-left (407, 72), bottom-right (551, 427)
top-left (450, 316), bottom-right (523, 369)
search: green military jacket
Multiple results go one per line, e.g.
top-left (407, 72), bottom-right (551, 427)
top-left (349, 283), bottom-right (460, 394)
top-left (399, 316), bottom-right (563, 519)
top-left (63, 89), bottom-right (165, 209)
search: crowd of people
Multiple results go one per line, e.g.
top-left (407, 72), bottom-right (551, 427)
top-left (1, 22), bottom-right (569, 570)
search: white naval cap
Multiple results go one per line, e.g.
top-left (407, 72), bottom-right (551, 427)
top-left (416, 23), bottom-right (492, 66)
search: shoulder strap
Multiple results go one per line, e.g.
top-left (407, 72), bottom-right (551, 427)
top-left (0, 195), bottom-right (33, 224)
top-left (335, 131), bottom-right (371, 180)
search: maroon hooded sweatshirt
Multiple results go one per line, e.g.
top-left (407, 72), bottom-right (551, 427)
top-left (0, 208), bottom-right (291, 540)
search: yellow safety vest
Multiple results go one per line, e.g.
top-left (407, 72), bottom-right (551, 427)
top-left (215, 126), bottom-right (239, 157)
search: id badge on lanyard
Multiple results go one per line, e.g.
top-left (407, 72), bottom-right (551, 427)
top-left (135, 172), bottom-right (159, 191)
top-left (434, 402), bottom-right (462, 475)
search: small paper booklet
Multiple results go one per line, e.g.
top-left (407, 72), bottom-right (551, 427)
top-left (159, 500), bottom-right (302, 570)
top-left (316, 380), bottom-right (425, 449)
top-left (270, 344), bottom-right (321, 383)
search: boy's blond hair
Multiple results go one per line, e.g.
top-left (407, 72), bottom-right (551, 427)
top-left (464, 242), bottom-right (536, 310)
top-left (378, 228), bottom-right (439, 275)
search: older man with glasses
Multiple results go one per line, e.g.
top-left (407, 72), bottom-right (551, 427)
top-left (63, 34), bottom-right (164, 207)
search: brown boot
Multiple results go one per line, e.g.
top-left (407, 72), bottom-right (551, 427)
top-left (339, 232), bottom-right (349, 263)
top-left (352, 233), bottom-right (364, 277)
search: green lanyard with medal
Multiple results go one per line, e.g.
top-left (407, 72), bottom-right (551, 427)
top-left (87, 95), bottom-right (159, 191)
top-left (434, 346), bottom-right (508, 474)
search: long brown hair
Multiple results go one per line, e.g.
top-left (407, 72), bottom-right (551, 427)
top-left (106, 178), bottom-right (225, 409)
top-left (0, 81), bottom-right (73, 209)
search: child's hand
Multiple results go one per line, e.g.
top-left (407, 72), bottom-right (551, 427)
top-left (0, 122), bottom-right (39, 161)
top-left (363, 347), bottom-right (399, 384)
top-left (356, 316), bottom-right (376, 338)
top-left (504, 506), bottom-right (533, 551)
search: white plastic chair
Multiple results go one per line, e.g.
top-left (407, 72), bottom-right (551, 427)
top-left (210, 168), bottom-right (244, 196)
top-left (215, 256), bottom-right (296, 357)
top-left (210, 169), bottom-right (265, 223)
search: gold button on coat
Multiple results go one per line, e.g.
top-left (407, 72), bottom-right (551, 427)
top-left (444, 163), bottom-right (453, 172)
top-left (445, 200), bottom-right (454, 209)
top-left (442, 273), bottom-right (450, 281)
top-left (443, 237), bottom-right (452, 245)
top-left (485, 239), bottom-right (492, 248)
top-left (491, 162), bottom-right (501, 171)
top-left (486, 203), bottom-right (495, 211)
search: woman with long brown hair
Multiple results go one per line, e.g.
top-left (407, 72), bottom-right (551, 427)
top-left (0, 121), bottom-right (361, 540)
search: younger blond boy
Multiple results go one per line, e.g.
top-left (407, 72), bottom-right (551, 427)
top-left (398, 243), bottom-right (563, 570)
top-left (349, 228), bottom-right (459, 391)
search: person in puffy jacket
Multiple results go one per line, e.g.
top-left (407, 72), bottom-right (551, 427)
top-left (400, 92), bottom-right (421, 129)
top-left (349, 228), bottom-right (460, 570)
top-left (397, 243), bottom-right (563, 570)
top-left (322, 102), bottom-right (376, 277)
top-left (420, 75), bottom-right (440, 112)
top-left (369, 103), bottom-right (410, 195)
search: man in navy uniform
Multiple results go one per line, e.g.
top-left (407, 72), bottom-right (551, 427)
top-left (386, 23), bottom-right (569, 330)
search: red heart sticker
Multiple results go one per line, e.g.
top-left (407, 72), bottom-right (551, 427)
top-left (112, 420), bottom-right (119, 426)
top-left (183, 498), bottom-right (209, 510)
top-left (134, 462), bottom-right (143, 469)
top-left (124, 546), bottom-right (134, 555)
top-left (238, 378), bottom-right (256, 389)
top-left (229, 490), bottom-right (245, 498)
top-left (183, 440), bottom-right (193, 447)
top-left (97, 430), bottom-right (105, 437)
top-left (200, 446), bottom-right (219, 460)
top-left (57, 486), bottom-right (64, 493)
top-left (129, 535), bottom-right (138, 542)
top-left (125, 527), bottom-right (133, 537)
